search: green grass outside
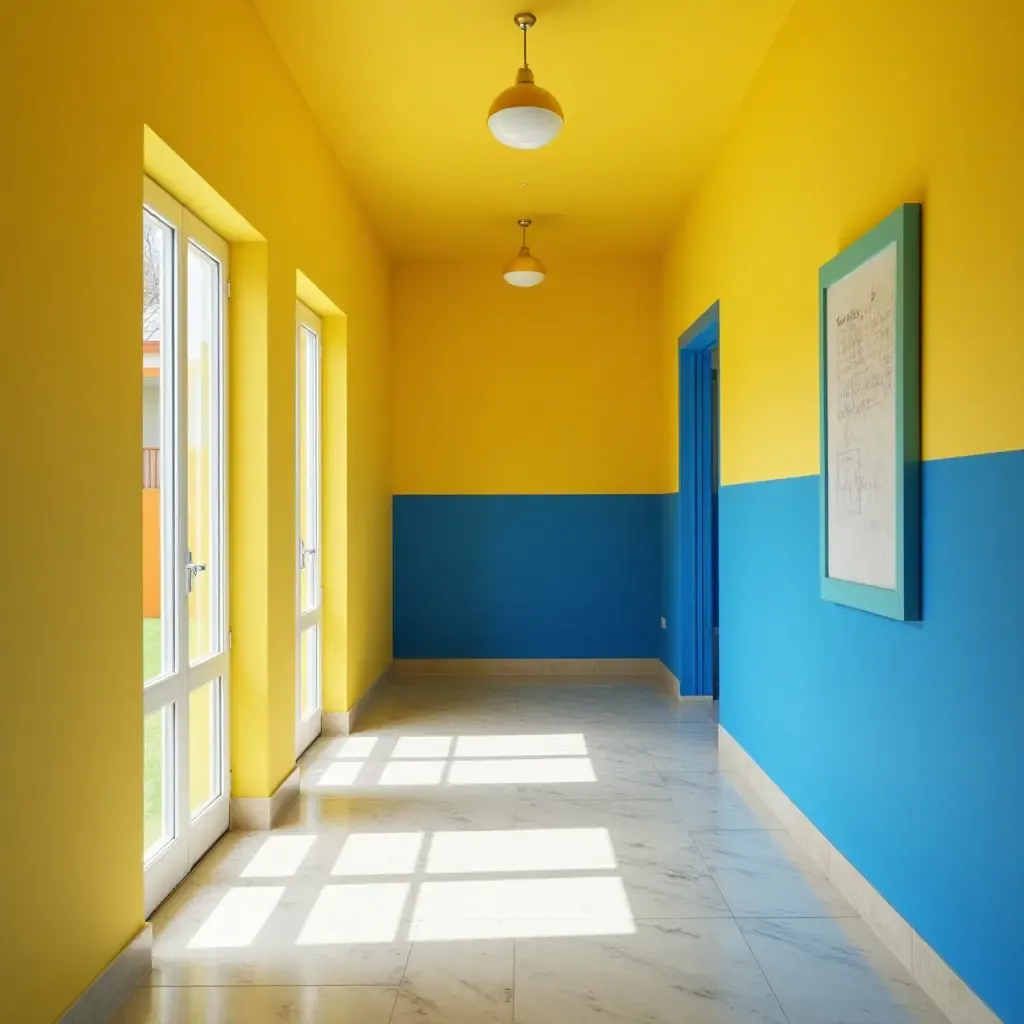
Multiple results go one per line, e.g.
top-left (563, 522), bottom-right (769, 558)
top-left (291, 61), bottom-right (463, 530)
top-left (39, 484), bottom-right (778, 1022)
top-left (143, 618), bottom-right (164, 854)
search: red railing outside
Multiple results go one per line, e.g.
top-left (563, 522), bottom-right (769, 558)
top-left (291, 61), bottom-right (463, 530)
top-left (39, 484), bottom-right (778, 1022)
top-left (143, 447), bottom-right (160, 489)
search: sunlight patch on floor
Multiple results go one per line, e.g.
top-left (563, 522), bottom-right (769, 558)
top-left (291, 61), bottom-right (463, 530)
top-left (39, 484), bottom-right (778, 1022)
top-left (333, 736), bottom-right (379, 759)
top-left (392, 735), bottom-right (454, 758)
top-left (447, 757), bottom-right (597, 785)
top-left (296, 883), bottom-right (410, 944)
top-left (332, 832), bottom-right (425, 876)
top-left (378, 759), bottom-right (447, 786)
top-left (413, 915), bottom-right (638, 941)
top-left (188, 887), bottom-right (284, 949)
top-left (413, 876), bottom-right (633, 924)
top-left (241, 835), bottom-right (316, 878)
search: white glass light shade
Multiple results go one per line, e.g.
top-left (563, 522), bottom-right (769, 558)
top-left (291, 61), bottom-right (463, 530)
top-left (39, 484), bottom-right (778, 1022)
top-left (504, 268), bottom-right (546, 287)
top-left (488, 105), bottom-right (563, 150)
top-left (503, 246), bottom-right (546, 288)
top-left (488, 68), bottom-right (563, 150)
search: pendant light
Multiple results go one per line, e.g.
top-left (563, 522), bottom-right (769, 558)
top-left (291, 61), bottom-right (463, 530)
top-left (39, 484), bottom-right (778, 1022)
top-left (503, 219), bottom-right (546, 287)
top-left (488, 12), bottom-right (563, 150)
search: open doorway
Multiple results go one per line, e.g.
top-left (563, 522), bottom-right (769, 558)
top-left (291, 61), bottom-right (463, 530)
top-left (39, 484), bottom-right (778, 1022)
top-left (711, 347), bottom-right (720, 700)
top-left (678, 302), bottom-right (720, 700)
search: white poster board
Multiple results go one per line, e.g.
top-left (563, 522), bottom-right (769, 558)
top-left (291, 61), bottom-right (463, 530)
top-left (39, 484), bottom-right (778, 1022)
top-left (825, 242), bottom-right (897, 589)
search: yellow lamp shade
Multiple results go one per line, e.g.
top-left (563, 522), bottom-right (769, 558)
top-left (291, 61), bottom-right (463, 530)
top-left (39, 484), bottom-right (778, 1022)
top-left (488, 67), bottom-right (563, 150)
top-left (503, 245), bottom-right (546, 287)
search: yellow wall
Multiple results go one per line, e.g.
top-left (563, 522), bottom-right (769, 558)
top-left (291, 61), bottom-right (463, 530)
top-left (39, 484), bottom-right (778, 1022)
top-left (393, 257), bottom-right (663, 495)
top-left (2, 6), bottom-right (143, 1021)
top-left (1, 0), bottom-right (391, 1020)
top-left (662, 0), bottom-right (1024, 488)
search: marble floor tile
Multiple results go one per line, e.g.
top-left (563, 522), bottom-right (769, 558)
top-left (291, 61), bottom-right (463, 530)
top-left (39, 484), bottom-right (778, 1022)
top-left (615, 859), bottom-right (732, 918)
top-left (408, 874), bottom-right (636, 923)
top-left (119, 677), bottom-right (947, 1024)
top-left (665, 770), bottom-right (782, 830)
top-left (515, 706), bottom-right (687, 727)
top-left (188, 830), bottom-right (343, 887)
top-left (304, 793), bottom-right (520, 832)
top-left (146, 883), bottom-right (412, 986)
top-left (392, 934), bottom-right (514, 1023)
top-left (512, 798), bottom-right (729, 916)
top-left (739, 917), bottom-right (950, 1023)
top-left (513, 918), bottom-right (789, 1023)
top-left (692, 828), bottom-right (857, 918)
top-left (356, 698), bottom-right (521, 733)
top-left (640, 729), bottom-right (727, 773)
top-left (300, 745), bottom-right (671, 803)
top-left (111, 985), bottom-right (398, 1023)
top-left (513, 796), bottom-right (688, 840)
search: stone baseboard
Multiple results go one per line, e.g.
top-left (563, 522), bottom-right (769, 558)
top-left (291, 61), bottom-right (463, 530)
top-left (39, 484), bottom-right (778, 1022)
top-left (58, 924), bottom-right (152, 1024)
top-left (229, 766), bottom-right (300, 831)
top-left (323, 663), bottom-right (393, 736)
top-left (391, 657), bottom-right (665, 679)
top-left (657, 662), bottom-right (716, 701)
top-left (718, 726), bottom-right (1001, 1024)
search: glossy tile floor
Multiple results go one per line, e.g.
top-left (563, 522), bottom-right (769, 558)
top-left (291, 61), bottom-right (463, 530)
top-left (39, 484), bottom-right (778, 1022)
top-left (114, 675), bottom-right (950, 1023)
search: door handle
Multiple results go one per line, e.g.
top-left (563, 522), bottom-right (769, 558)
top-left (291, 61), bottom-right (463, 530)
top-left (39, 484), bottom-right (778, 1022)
top-left (299, 542), bottom-right (316, 570)
top-left (186, 552), bottom-right (207, 594)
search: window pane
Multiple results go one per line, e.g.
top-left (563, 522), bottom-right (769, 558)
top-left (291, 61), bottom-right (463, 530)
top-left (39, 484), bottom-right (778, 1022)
top-left (300, 625), bottom-right (320, 719)
top-left (142, 212), bottom-right (174, 683)
top-left (144, 706), bottom-right (174, 858)
top-left (187, 243), bottom-right (221, 664)
top-left (298, 325), bottom-right (320, 612)
top-left (298, 329), bottom-right (310, 607)
top-left (189, 679), bottom-right (221, 817)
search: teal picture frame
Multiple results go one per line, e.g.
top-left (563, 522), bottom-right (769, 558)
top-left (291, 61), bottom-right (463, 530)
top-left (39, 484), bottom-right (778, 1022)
top-left (818, 203), bottom-right (921, 620)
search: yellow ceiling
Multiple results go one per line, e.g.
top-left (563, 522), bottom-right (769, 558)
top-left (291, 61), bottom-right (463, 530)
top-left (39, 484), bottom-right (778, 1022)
top-left (252, 0), bottom-right (793, 258)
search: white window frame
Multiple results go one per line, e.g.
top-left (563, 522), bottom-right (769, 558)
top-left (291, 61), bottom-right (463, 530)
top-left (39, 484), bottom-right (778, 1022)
top-left (143, 176), bottom-right (231, 915)
top-left (295, 301), bottom-right (323, 757)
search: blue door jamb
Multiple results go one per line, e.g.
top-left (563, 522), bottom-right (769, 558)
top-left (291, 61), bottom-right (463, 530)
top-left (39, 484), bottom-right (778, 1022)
top-left (678, 302), bottom-right (720, 698)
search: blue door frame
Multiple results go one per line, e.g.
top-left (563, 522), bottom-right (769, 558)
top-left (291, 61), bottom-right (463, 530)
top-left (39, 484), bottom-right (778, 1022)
top-left (678, 302), bottom-right (719, 698)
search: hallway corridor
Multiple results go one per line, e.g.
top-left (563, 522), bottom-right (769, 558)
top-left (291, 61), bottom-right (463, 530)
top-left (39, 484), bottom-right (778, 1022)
top-left (115, 675), bottom-right (949, 1023)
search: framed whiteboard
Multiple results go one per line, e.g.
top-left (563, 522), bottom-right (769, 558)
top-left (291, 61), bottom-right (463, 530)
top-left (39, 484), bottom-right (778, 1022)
top-left (818, 204), bottom-right (921, 620)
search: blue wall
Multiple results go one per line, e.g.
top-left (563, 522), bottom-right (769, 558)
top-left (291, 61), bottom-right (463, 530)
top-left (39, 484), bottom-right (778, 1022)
top-left (660, 491), bottom-right (684, 685)
top-left (719, 449), bottom-right (1024, 1023)
top-left (394, 494), bottom-right (661, 659)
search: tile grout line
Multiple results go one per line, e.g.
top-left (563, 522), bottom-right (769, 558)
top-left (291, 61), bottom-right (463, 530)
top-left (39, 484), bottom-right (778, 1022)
top-left (649, 714), bottom-right (794, 1023)
top-left (385, 982), bottom-right (401, 1024)
top-left (734, 921), bottom-right (796, 1024)
top-left (512, 935), bottom-right (517, 1024)
top-left (680, 733), bottom-right (796, 1024)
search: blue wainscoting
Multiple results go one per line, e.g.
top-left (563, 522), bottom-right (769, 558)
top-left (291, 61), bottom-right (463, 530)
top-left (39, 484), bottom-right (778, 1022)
top-left (394, 493), bottom-right (662, 659)
top-left (718, 448), bottom-right (1024, 1023)
top-left (660, 491), bottom-right (684, 687)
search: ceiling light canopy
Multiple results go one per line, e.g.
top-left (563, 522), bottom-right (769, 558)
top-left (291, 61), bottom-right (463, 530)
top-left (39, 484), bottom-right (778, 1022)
top-left (503, 219), bottom-right (546, 287)
top-left (488, 12), bottom-right (563, 150)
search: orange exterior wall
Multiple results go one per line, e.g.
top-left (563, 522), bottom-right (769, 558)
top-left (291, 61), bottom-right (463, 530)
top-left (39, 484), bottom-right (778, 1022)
top-left (141, 490), bottom-right (161, 618)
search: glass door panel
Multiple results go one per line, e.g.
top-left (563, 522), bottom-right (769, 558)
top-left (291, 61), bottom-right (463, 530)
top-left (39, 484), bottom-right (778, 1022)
top-left (143, 706), bottom-right (174, 859)
top-left (300, 624), bottom-right (320, 721)
top-left (296, 302), bottom-right (323, 757)
top-left (181, 210), bottom-right (230, 866)
top-left (186, 242), bottom-right (222, 665)
top-left (142, 177), bottom-right (230, 915)
top-left (189, 678), bottom-right (222, 817)
top-left (142, 210), bottom-right (175, 685)
top-left (142, 183), bottom-right (187, 911)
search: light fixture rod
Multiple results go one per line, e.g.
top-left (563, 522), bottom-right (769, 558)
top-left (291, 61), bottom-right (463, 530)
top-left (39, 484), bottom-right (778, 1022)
top-left (513, 12), bottom-right (537, 68)
top-left (518, 217), bottom-right (531, 247)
